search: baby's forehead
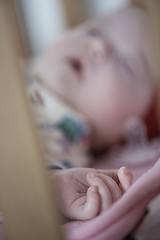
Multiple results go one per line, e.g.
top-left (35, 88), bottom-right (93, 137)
top-left (74, 7), bottom-right (149, 54)
top-left (77, 6), bottom-right (146, 31)
top-left (72, 6), bottom-right (149, 53)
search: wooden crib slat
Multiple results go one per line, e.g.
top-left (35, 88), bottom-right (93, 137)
top-left (146, 0), bottom-right (160, 132)
top-left (144, 0), bottom-right (160, 133)
top-left (132, 0), bottom-right (160, 72)
top-left (132, 0), bottom-right (160, 132)
top-left (0, 1), bottom-right (63, 239)
top-left (60, 0), bottom-right (86, 28)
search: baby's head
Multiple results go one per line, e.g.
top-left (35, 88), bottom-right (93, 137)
top-left (35, 5), bottom-right (156, 150)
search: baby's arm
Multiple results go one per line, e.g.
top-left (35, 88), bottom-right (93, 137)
top-left (51, 167), bottom-right (132, 221)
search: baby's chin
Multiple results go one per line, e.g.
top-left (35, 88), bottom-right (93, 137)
top-left (90, 132), bottom-right (121, 153)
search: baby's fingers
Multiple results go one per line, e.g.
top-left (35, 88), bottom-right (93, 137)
top-left (82, 186), bottom-right (100, 219)
top-left (87, 172), bottom-right (112, 213)
top-left (118, 166), bottom-right (133, 193)
top-left (69, 185), bottom-right (100, 220)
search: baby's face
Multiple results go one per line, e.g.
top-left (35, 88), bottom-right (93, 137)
top-left (36, 6), bottom-right (155, 150)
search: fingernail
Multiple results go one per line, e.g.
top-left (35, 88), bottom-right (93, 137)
top-left (124, 168), bottom-right (129, 175)
top-left (91, 186), bottom-right (97, 193)
top-left (89, 172), bottom-right (96, 178)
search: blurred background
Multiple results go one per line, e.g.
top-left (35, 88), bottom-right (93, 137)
top-left (14, 0), bottom-right (131, 58)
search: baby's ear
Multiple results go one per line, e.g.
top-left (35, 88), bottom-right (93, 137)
top-left (123, 117), bottom-right (148, 147)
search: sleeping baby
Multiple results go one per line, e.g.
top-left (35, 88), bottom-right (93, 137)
top-left (26, 70), bottom-right (132, 220)
top-left (28, 3), bottom-right (160, 226)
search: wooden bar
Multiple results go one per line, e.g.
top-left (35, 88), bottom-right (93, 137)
top-left (132, 0), bottom-right (160, 130)
top-left (60, 0), bottom-right (86, 28)
top-left (0, 1), bottom-right (63, 239)
top-left (144, 0), bottom-right (160, 131)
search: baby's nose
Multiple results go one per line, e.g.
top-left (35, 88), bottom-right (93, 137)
top-left (84, 36), bottom-right (111, 64)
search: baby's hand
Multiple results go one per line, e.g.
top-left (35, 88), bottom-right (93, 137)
top-left (51, 167), bottom-right (132, 221)
top-left (87, 167), bottom-right (132, 214)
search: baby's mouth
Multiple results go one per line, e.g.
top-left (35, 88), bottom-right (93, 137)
top-left (67, 57), bottom-right (84, 81)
